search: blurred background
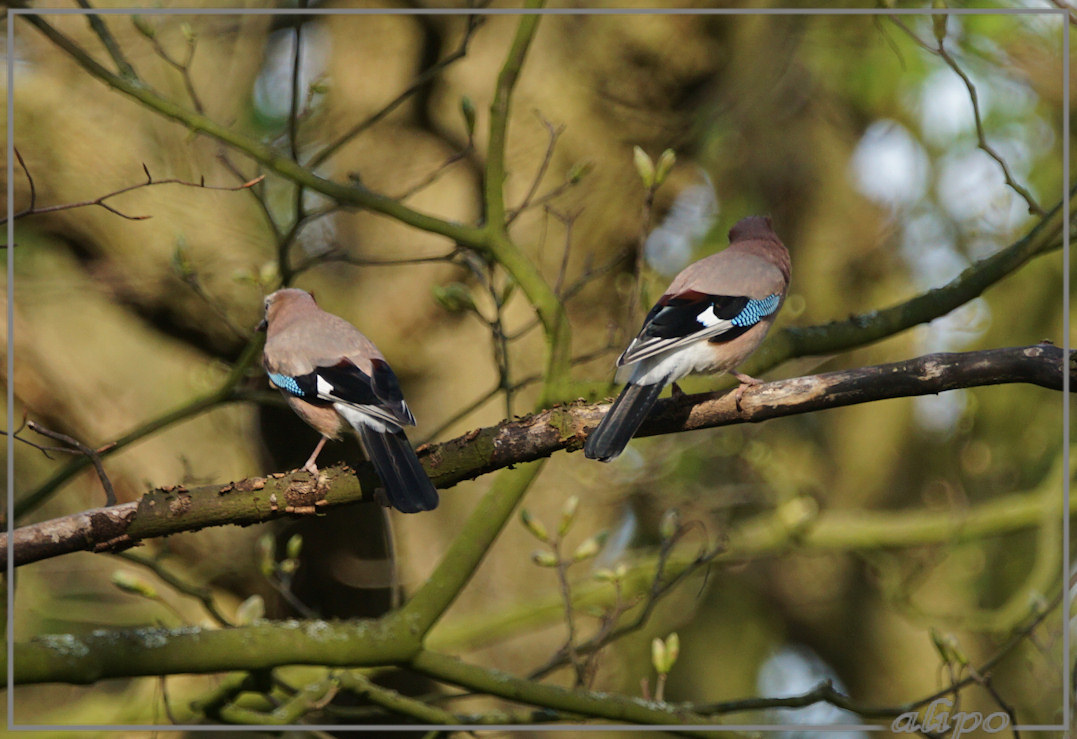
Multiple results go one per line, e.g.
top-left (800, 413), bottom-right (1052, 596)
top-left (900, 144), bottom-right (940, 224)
top-left (4, 1), bottom-right (1069, 732)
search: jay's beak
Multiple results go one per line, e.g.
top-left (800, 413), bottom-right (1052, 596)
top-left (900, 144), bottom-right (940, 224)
top-left (256, 318), bottom-right (268, 332)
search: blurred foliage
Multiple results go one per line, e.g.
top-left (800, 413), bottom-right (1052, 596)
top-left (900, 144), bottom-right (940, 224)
top-left (3, 2), bottom-right (1069, 732)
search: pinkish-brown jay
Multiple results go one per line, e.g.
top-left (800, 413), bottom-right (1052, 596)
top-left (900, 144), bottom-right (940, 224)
top-left (584, 215), bottom-right (791, 462)
top-left (258, 288), bottom-right (438, 513)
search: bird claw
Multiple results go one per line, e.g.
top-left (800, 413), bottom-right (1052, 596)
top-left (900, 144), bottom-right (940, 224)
top-left (729, 371), bottom-right (762, 412)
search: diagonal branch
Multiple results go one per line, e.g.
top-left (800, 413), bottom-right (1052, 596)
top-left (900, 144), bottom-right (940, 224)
top-left (20, 13), bottom-right (484, 248)
top-left (748, 191), bottom-right (1068, 376)
top-left (3, 344), bottom-right (1067, 570)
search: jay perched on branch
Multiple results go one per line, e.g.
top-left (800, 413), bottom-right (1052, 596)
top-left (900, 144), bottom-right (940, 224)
top-left (585, 215), bottom-right (792, 462)
top-left (258, 288), bottom-right (439, 513)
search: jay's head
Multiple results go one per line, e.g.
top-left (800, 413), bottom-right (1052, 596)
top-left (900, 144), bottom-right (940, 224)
top-left (728, 215), bottom-right (776, 244)
top-left (257, 288), bottom-right (317, 332)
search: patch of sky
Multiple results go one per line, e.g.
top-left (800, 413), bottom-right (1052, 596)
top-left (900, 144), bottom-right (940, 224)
top-left (756, 644), bottom-right (869, 738)
top-left (253, 21), bottom-right (331, 122)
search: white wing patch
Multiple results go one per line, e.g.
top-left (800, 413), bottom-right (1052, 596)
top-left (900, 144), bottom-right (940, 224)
top-left (316, 375), bottom-right (335, 397)
top-left (697, 305), bottom-right (720, 327)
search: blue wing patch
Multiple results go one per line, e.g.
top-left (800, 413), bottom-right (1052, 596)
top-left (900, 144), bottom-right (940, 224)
top-left (269, 372), bottom-right (305, 397)
top-left (731, 294), bottom-right (781, 327)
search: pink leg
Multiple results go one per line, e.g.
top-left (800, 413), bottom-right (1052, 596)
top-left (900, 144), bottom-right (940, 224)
top-left (729, 370), bottom-right (762, 410)
top-left (302, 436), bottom-right (329, 475)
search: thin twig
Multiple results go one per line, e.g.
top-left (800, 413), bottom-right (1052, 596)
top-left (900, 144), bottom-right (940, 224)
top-left (116, 550), bottom-right (235, 627)
top-left (887, 15), bottom-right (1044, 216)
top-left (14, 147), bottom-right (36, 214)
top-left (506, 112), bottom-right (565, 225)
top-left (392, 141), bottom-right (475, 202)
top-left (138, 17), bottom-right (205, 114)
top-left (288, 18), bottom-right (304, 165)
top-left (25, 421), bottom-right (117, 507)
top-left (216, 152), bottom-right (280, 240)
top-left (292, 243), bottom-right (459, 277)
top-left (935, 42), bottom-right (1044, 216)
top-left (628, 175), bottom-right (659, 322)
top-left (688, 592), bottom-right (1059, 720)
top-left (530, 521), bottom-right (720, 680)
top-left (308, 15), bottom-right (482, 170)
top-left (1, 165), bottom-right (264, 225)
top-left (551, 538), bottom-right (586, 687)
top-left (546, 206), bottom-right (582, 297)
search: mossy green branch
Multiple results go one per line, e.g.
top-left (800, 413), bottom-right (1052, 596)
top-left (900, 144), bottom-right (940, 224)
top-left (7, 345), bottom-right (1065, 569)
top-left (410, 649), bottom-right (731, 735)
top-left (9, 616), bottom-right (418, 686)
top-left (12, 460), bottom-right (1066, 686)
top-left (336, 671), bottom-right (461, 724)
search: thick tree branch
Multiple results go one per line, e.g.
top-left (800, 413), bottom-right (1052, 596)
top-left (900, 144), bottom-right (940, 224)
top-left (10, 615), bottom-right (419, 687)
top-left (4, 345), bottom-right (1066, 570)
top-left (10, 476), bottom-right (1068, 689)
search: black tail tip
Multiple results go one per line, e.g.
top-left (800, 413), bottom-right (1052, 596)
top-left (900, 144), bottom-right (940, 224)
top-left (583, 437), bottom-right (621, 462)
top-left (384, 486), bottom-right (440, 514)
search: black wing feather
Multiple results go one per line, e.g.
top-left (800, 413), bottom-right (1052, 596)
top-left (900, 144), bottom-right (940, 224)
top-left (641, 293), bottom-right (749, 339)
top-left (289, 358), bottom-right (415, 427)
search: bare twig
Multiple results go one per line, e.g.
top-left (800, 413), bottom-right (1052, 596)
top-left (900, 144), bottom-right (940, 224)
top-left (288, 18), bottom-right (303, 165)
top-left (530, 519), bottom-right (720, 681)
top-left (887, 15), bottom-right (1044, 216)
top-left (392, 141), bottom-right (475, 202)
top-left (628, 164), bottom-right (660, 321)
top-left (552, 539), bottom-right (586, 687)
top-left (308, 15), bottom-right (482, 170)
top-left (116, 550), bottom-right (235, 627)
top-left (1, 164), bottom-right (264, 225)
top-left (14, 147), bottom-right (36, 214)
top-left (216, 151), bottom-right (280, 240)
top-left (24, 421), bottom-right (117, 507)
top-left (506, 113), bottom-right (565, 225)
top-left (935, 42), bottom-right (1044, 217)
top-left (688, 592), bottom-right (1059, 721)
top-left (547, 207), bottom-right (582, 298)
top-left (292, 243), bottom-right (460, 277)
top-left (137, 16), bottom-right (205, 114)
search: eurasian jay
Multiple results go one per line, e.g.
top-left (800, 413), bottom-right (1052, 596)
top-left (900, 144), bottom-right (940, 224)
top-left (584, 215), bottom-right (791, 462)
top-left (258, 288), bottom-right (439, 513)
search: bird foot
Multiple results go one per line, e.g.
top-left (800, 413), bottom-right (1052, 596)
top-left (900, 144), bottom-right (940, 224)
top-left (729, 371), bottom-right (762, 412)
top-left (302, 461), bottom-right (320, 476)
